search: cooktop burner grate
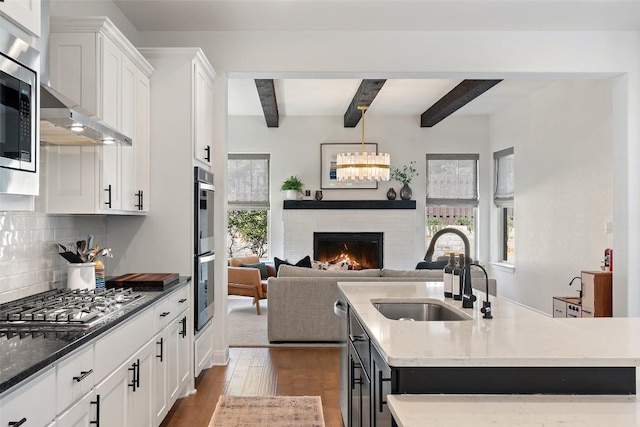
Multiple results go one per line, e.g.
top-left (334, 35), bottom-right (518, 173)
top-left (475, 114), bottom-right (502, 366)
top-left (0, 288), bottom-right (144, 328)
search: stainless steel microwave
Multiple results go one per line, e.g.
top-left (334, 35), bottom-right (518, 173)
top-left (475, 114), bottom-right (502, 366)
top-left (0, 26), bottom-right (39, 195)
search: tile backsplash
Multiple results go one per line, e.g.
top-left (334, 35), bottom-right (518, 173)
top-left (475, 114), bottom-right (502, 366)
top-left (0, 211), bottom-right (107, 303)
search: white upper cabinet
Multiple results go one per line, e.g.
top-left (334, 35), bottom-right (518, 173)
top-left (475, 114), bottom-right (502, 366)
top-left (194, 60), bottom-right (215, 166)
top-left (138, 47), bottom-right (216, 169)
top-left (0, 0), bottom-right (41, 37)
top-left (46, 17), bottom-right (153, 215)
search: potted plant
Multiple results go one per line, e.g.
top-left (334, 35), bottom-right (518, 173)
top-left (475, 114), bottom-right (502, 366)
top-left (390, 161), bottom-right (418, 200)
top-left (281, 175), bottom-right (304, 200)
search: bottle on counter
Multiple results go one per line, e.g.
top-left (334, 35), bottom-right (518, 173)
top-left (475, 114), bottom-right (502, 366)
top-left (453, 254), bottom-right (462, 300)
top-left (443, 252), bottom-right (456, 298)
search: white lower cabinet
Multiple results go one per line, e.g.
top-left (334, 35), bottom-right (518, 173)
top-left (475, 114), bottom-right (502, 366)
top-left (153, 329), bottom-right (170, 425)
top-left (153, 309), bottom-right (189, 424)
top-left (0, 283), bottom-right (193, 427)
top-left (127, 339), bottom-right (155, 427)
top-left (93, 339), bottom-right (156, 427)
top-left (94, 360), bottom-right (129, 427)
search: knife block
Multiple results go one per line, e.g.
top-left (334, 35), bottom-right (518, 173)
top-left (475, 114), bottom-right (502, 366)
top-left (68, 262), bottom-right (96, 290)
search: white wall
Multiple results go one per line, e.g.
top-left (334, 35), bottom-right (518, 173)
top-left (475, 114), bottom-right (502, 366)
top-left (228, 114), bottom-right (492, 263)
top-left (489, 79), bottom-right (613, 313)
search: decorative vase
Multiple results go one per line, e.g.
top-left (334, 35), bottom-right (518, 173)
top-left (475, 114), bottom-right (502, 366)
top-left (314, 190), bottom-right (323, 201)
top-left (400, 183), bottom-right (412, 200)
top-left (386, 187), bottom-right (397, 200)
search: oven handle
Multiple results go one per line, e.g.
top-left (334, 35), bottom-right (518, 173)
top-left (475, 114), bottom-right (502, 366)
top-left (199, 182), bottom-right (215, 192)
top-left (198, 253), bottom-right (215, 264)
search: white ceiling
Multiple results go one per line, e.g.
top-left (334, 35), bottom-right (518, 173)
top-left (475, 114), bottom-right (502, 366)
top-left (111, 0), bottom-right (634, 118)
top-left (113, 0), bottom-right (640, 32)
top-left (227, 78), bottom-right (555, 117)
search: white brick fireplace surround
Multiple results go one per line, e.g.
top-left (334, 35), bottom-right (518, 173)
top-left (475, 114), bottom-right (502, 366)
top-left (282, 201), bottom-right (417, 270)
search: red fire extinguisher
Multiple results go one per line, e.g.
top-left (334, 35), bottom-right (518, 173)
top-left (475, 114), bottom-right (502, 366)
top-left (604, 248), bottom-right (613, 272)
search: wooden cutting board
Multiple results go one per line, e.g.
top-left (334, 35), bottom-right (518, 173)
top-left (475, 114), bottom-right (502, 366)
top-left (106, 273), bottom-right (179, 289)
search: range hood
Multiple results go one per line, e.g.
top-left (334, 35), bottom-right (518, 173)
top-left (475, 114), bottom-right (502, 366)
top-left (40, 85), bottom-right (132, 146)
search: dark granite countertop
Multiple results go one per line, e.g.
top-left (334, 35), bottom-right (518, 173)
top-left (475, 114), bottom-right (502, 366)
top-left (0, 276), bottom-right (191, 395)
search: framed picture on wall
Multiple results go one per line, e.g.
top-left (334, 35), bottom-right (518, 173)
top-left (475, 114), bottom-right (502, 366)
top-left (320, 143), bottom-right (379, 189)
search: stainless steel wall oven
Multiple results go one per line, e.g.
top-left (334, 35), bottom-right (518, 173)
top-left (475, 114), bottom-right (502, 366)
top-left (0, 26), bottom-right (39, 195)
top-left (194, 167), bottom-right (215, 331)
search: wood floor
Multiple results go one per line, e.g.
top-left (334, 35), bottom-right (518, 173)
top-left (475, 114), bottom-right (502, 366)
top-left (160, 347), bottom-right (343, 427)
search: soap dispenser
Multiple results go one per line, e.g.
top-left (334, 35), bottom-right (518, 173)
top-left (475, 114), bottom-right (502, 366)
top-left (443, 252), bottom-right (456, 298)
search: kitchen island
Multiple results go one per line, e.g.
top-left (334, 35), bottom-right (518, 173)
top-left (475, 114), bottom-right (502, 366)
top-left (337, 281), bottom-right (640, 426)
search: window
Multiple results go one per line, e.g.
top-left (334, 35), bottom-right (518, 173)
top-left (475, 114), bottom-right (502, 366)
top-left (494, 148), bottom-right (514, 263)
top-left (227, 154), bottom-right (270, 259)
top-left (425, 154), bottom-right (479, 259)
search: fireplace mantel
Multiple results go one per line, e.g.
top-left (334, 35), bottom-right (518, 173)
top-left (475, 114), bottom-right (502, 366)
top-left (283, 200), bottom-right (416, 210)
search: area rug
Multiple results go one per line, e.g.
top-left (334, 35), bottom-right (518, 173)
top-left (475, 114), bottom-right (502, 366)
top-left (227, 297), bottom-right (270, 347)
top-left (208, 395), bottom-right (325, 427)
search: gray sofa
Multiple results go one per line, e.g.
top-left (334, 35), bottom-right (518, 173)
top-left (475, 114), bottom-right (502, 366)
top-left (267, 265), bottom-right (497, 343)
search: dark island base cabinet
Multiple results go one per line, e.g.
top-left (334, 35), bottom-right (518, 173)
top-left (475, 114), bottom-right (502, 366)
top-left (396, 366), bottom-right (636, 395)
top-left (371, 346), bottom-right (393, 427)
top-left (345, 306), bottom-right (637, 427)
top-left (349, 341), bottom-right (371, 427)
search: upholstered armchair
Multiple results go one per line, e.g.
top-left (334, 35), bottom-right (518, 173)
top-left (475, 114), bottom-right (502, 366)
top-left (228, 255), bottom-right (276, 315)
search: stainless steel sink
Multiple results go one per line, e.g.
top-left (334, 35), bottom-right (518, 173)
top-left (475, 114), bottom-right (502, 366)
top-left (373, 301), bottom-right (472, 321)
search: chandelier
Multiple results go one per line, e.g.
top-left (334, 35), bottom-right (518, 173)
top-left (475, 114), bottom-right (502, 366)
top-left (336, 106), bottom-right (390, 182)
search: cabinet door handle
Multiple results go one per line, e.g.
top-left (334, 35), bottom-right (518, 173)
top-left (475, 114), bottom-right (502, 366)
top-left (135, 190), bottom-right (144, 210)
top-left (204, 145), bottom-right (211, 162)
top-left (90, 395), bottom-right (100, 426)
top-left (180, 316), bottom-right (187, 338)
top-left (178, 298), bottom-right (187, 304)
top-left (157, 337), bottom-right (164, 362)
top-left (135, 358), bottom-right (141, 388)
top-left (160, 311), bottom-right (171, 318)
top-left (104, 184), bottom-right (112, 208)
top-left (8, 418), bottom-right (27, 427)
top-left (350, 358), bottom-right (362, 390)
top-left (128, 360), bottom-right (138, 391)
top-left (73, 369), bottom-right (94, 382)
top-left (349, 334), bottom-right (367, 342)
top-left (378, 370), bottom-right (391, 412)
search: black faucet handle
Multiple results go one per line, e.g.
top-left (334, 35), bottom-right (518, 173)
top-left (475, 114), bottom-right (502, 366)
top-left (481, 301), bottom-right (493, 319)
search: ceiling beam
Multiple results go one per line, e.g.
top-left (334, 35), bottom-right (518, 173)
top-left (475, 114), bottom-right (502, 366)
top-left (420, 79), bottom-right (502, 127)
top-left (344, 79), bottom-right (387, 127)
top-left (254, 79), bottom-right (279, 127)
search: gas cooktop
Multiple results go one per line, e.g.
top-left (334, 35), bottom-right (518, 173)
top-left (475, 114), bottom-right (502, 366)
top-left (0, 288), bottom-right (145, 332)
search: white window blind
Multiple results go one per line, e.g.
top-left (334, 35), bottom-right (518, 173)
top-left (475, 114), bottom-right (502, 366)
top-left (426, 154), bottom-right (479, 207)
top-left (228, 154), bottom-right (270, 209)
top-left (494, 147), bottom-right (514, 207)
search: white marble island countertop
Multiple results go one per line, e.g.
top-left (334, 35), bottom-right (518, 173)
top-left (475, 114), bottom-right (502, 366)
top-left (387, 392), bottom-right (640, 427)
top-left (337, 281), bottom-right (640, 368)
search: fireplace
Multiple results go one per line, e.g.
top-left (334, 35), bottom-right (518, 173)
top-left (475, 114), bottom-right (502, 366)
top-left (313, 232), bottom-right (384, 270)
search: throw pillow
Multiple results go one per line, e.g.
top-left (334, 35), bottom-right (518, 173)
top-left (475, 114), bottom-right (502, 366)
top-left (240, 262), bottom-right (269, 279)
top-left (415, 260), bottom-right (449, 270)
top-left (274, 255), bottom-right (312, 273)
top-left (312, 260), bottom-right (350, 271)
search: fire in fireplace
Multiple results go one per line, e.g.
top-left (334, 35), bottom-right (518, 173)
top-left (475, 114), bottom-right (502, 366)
top-left (313, 232), bottom-right (384, 270)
